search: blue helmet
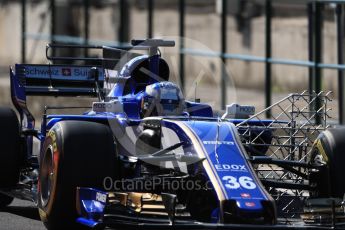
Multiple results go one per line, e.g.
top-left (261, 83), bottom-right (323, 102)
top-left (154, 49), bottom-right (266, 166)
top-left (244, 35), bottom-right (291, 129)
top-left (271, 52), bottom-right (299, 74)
top-left (142, 82), bottom-right (185, 117)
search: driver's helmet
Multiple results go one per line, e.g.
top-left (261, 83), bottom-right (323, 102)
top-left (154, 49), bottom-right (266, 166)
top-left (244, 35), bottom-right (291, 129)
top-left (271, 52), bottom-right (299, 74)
top-left (141, 81), bottom-right (185, 117)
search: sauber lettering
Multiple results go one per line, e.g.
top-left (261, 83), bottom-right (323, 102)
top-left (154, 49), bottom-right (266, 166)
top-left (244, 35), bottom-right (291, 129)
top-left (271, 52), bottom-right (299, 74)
top-left (74, 68), bottom-right (92, 77)
top-left (203, 141), bottom-right (234, 145)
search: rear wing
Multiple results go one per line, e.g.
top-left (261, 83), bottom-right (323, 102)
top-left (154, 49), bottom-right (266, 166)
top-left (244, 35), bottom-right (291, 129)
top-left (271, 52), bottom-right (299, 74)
top-left (14, 64), bottom-right (104, 97)
top-left (10, 64), bottom-right (106, 144)
top-left (13, 39), bottom-right (175, 97)
top-left (11, 43), bottom-right (143, 98)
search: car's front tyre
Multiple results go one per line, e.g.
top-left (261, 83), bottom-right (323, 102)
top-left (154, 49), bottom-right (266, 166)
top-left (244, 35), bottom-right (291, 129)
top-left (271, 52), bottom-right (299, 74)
top-left (311, 127), bottom-right (345, 198)
top-left (38, 121), bottom-right (116, 230)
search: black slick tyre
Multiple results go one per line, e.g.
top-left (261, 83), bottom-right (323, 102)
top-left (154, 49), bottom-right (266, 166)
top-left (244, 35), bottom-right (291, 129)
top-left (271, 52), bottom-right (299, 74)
top-left (38, 121), bottom-right (116, 229)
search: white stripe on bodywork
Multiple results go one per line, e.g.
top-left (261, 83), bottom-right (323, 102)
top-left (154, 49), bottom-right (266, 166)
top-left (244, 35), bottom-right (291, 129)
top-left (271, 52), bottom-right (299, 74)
top-left (172, 121), bottom-right (227, 201)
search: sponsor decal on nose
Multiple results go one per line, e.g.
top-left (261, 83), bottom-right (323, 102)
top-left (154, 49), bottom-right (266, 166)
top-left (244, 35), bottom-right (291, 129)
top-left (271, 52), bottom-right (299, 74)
top-left (241, 193), bottom-right (251, 199)
top-left (245, 202), bottom-right (256, 207)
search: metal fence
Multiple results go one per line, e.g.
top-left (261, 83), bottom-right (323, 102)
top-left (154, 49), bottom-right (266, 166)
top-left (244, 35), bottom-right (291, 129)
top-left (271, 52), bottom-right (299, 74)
top-left (19, 0), bottom-right (345, 124)
top-left (178, 0), bottom-right (345, 123)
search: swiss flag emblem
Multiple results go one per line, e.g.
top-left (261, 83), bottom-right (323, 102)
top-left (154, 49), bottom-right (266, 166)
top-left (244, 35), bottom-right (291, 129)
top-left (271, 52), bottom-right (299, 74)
top-left (245, 202), bottom-right (256, 207)
top-left (62, 68), bottom-right (71, 76)
top-left (241, 193), bottom-right (251, 199)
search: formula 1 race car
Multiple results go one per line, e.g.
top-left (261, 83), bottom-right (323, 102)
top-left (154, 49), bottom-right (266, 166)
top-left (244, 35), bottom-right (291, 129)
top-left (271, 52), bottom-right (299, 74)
top-left (1, 38), bottom-right (345, 230)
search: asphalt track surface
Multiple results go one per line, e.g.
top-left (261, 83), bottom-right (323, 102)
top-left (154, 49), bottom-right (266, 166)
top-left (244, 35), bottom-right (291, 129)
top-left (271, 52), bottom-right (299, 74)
top-left (0, 199), bottom-right (45, 230)
top-left (0, 199), bottom-right (112, 230)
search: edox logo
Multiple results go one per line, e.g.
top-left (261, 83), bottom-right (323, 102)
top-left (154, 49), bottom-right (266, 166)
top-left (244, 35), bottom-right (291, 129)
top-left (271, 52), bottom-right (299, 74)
top-left (215, 164), bottom-right (247, 172)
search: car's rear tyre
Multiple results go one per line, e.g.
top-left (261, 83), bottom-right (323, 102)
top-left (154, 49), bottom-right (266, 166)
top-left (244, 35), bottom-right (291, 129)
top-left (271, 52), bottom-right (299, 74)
top-left (38, 121), bottom-right (116, 230)
top-left (0, 107), bottom-right (20, 208)
top-left (311, 127), bottom-right (345, 198)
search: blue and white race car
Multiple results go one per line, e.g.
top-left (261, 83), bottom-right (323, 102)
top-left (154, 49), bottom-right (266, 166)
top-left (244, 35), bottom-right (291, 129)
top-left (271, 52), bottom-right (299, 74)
top-left (0, 39), bottom-right (344, 229)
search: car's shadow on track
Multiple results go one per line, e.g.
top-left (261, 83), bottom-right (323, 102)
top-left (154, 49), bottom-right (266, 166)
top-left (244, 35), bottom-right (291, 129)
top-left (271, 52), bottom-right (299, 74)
top-left (0, 206), bottom-right (111, 229)
top-left (0, 206), bottom-right (40, 221)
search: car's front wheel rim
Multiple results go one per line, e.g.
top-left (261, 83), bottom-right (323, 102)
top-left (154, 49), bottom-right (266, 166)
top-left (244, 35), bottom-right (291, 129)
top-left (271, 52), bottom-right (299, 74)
top-left (40, 146), bottom-right (54, 207)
